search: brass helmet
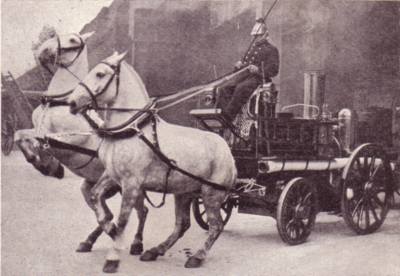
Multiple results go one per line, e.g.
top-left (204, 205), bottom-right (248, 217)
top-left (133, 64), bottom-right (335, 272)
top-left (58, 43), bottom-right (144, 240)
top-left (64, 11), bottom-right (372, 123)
top-left (250, 18), bottom-right (268, 36)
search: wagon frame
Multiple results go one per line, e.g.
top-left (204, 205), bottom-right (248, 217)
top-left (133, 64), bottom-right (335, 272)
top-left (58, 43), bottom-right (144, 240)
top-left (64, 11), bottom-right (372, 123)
top-left (190, 79), bottom-right (395, 245)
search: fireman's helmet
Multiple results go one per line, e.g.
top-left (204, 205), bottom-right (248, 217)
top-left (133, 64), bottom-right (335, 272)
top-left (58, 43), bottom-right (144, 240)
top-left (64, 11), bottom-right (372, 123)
top-left (250, 18), bottom-right (268, 36)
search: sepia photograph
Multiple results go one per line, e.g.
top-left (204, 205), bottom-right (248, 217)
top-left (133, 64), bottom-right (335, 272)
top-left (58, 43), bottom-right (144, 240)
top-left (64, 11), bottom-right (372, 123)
top-left (1, 0), bottom-right (400, 275)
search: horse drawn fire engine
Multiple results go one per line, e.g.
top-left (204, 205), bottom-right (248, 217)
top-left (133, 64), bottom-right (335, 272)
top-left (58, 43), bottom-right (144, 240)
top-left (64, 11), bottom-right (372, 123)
top-left (189, 67), bottom-right (395, 245)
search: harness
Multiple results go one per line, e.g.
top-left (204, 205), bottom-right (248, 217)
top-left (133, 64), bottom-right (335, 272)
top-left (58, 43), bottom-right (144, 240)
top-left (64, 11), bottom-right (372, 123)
top-left (37, 35), bottom-right (99, 170)
top-left (40, 33), bottom-right (85, 76)
top-left (40, 33), bottom-right (85, 105)
top-left (77, 62), bottom-right (228, 207)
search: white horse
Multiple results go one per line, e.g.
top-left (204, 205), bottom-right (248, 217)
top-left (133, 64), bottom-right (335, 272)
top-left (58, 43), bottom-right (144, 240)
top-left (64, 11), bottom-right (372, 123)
top-left (67, 52), bottom-right (237, 273)
top-left (14, 33), bottom-right (148, 254)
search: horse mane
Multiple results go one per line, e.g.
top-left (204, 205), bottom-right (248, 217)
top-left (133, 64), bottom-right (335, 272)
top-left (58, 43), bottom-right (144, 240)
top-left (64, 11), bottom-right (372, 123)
top-left (120, 61), bottom-right (150, 102)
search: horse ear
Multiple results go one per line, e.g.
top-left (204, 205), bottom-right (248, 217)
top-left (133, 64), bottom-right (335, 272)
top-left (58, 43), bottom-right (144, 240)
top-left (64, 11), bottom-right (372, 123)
top-left (115, 51), bottom-right (128, 63)
top-left (80, 31), bottom-right (95, 42)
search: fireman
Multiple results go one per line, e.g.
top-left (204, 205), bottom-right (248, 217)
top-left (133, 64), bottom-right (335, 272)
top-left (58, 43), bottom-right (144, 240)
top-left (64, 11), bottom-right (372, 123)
top-left (223, 18), bottom-right (280, 121)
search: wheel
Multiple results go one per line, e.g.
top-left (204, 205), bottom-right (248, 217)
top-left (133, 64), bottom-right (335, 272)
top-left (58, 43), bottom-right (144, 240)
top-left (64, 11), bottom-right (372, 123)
top-left (277, 177), bottom-right (318, 245)
top-left (1, 116), bottom-right (15, 155)
top-left (341, 143), bottom-right (393, 235)
top-left (192, 196), bottom-right (234, 230)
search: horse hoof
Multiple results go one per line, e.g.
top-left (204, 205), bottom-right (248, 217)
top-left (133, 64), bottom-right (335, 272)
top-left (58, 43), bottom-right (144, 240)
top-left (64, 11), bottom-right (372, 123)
top-left (140, 249), bottom-right (158, 261)
top-left (130, 243), bottom-right (143, 255)
top-left (103, 260), bottom-right (119, 273)
top-left (76, 242), bottom-right (92, 253)
top-left (184, 256), bottom-right (203, 268)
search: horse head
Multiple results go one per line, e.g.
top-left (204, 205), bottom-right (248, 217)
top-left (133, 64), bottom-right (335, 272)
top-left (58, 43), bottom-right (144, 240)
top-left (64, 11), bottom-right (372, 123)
top-left (68, 51), bottom-right (128, 114)
top-left (35, 31), bottom-right (94, 69)
top-left (15, 134), bottom-right (64, 179)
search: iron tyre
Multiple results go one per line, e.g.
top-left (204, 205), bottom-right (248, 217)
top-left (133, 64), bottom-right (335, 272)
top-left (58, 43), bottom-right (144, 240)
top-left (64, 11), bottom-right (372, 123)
top-left (277, 177), bottom-right (318, 245)
top-left (341, 143), bottom-right (393, 235)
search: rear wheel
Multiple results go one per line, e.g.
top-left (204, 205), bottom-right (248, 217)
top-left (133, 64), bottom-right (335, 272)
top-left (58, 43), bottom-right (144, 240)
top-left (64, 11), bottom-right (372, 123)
top-left (277, 177), bottom-right (318, 245)
top-left (341, 143), bottom-right (393, 234)
top-left (192, 196), bottom-right (234, 230)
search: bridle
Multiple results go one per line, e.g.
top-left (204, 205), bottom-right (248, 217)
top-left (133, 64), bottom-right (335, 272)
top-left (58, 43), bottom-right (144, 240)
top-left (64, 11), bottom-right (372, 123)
top-left (40, 33), bottom-right (85, 76)
top-left (56, 33), bottom-right (85, 68)
top-left (78, 61), bottom-right (121, 110)
top-left (40, 34), bottom-right (86, 105)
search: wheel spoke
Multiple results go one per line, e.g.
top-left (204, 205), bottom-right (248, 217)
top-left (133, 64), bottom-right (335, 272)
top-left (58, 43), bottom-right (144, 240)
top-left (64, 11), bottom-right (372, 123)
top-left (356, 203), bottom-right (365, 228)
top-left (294, 223), bottom-right (300, 239)
top-left (355, 158), bottom-right (363, 176)
top-left (372, 194), bottom-right (385, 208)
top-left (351, 198), bottom-right (363, 218)
top-left (363, 156), bottom-right (369, 179)
top-left (368, 198), bottom-right (380, 222)
top-left (301, 192), bottom-right (313, 205)
top-left (298, 220), bottom-right (306, 234)
top-left (286, 220), bottom-right (294, 237)
top-left (364, 199), bottom-right (370, 227)
top-left (369, 156), bottom-right (376, 177)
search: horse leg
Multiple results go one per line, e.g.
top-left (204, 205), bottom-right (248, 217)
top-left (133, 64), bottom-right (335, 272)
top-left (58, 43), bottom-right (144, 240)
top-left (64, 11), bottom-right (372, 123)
top-left (90, 174), bottom-right (118, 238)
top-left (185, 189), bottom-right (226, 268)
top-left (129, 194), bottom-right (148, 255)
top-left (140, 194), bottom-right (192, 262)
top-left (76, 179), bottom-right (119, 252)
top-left (103, 182), bottom-right (142, 273)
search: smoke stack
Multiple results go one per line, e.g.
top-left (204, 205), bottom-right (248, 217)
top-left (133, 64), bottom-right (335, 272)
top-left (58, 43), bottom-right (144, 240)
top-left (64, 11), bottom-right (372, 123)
top-left (303, 70), bottom-right (325, 119)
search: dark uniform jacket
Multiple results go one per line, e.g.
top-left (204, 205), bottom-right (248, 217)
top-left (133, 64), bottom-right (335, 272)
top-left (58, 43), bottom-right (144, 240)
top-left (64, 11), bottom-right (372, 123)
top-left (241, 38), bottom-right (280, 82)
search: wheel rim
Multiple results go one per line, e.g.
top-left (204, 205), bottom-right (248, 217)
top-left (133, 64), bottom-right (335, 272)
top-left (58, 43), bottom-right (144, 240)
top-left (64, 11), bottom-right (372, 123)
top-left (342, 144), bottom-right (392, 234)
top-left (277, 177), bottom-right (318, 245)
top-left (192, 197), bottom-right (233, 231)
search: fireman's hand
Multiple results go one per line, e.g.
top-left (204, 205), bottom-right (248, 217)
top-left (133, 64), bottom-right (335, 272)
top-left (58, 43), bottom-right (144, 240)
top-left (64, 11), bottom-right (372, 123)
top-left (248, 65), bottom-right (259, 74)
top-left (234, 61), bottom-right (244, 69)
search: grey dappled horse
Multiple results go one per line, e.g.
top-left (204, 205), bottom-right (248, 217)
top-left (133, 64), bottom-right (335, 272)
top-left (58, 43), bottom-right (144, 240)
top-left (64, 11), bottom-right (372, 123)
top-left (68, 52), bottom-right (237, 273)
top-left (14, 33), bottom-right (148, 254)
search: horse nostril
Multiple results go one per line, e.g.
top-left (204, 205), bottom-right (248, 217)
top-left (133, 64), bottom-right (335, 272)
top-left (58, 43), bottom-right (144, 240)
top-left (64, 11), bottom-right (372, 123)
top-left (27, 156), bottom-right (35, 163)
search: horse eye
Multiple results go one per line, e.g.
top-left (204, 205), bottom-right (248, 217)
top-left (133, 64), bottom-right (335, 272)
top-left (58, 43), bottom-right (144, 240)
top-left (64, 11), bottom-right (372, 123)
top-left (96, 72), bottom-right (105, 78)
top-left (69, 38), bottom-right (77, 43)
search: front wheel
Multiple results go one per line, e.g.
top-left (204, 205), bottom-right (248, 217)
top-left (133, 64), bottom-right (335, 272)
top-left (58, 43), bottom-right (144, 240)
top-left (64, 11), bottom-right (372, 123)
top-left (277, 177), bottom-right (319, 245)
top-left (192, 196), bottom-right (234, 230)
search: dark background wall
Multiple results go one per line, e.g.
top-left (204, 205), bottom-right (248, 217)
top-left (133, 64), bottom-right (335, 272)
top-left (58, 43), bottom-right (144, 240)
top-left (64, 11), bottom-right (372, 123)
top-left (16, 0), bottom-right (399, 128)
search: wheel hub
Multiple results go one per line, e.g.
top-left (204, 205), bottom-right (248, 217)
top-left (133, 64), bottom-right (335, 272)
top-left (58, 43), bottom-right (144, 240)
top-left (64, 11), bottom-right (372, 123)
top-left (294, 204), bottom-right (309, 220)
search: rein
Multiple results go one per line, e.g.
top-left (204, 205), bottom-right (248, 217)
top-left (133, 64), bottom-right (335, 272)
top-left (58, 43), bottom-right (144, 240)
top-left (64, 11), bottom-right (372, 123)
top-left (75, 62), bottom-right (229, 206)
top-left (37, 135), bottom-right (99, 171)
top-left (35, 34), bottom-right (99, 170)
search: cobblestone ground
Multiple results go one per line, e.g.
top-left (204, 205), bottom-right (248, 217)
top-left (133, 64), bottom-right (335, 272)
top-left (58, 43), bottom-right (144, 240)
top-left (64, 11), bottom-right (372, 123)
top-left (2, 151), bottom-right (400, 276)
